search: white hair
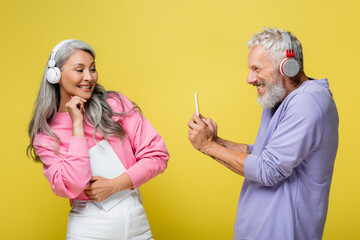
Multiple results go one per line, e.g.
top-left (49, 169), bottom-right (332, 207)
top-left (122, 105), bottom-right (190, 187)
top-left (247, 27), bottom-right (304, 72)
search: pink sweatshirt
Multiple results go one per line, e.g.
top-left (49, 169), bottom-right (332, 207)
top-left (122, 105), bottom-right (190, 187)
top-left (34, 93), bottom-right (169, 200)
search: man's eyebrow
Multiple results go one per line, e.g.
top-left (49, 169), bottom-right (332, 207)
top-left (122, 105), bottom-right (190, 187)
top-left (248, 64), bottom-right (261, 68)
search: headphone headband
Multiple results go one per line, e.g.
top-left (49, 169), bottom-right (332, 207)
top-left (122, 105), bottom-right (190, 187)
top-left (281, 32), bottom-right (294, 58)
top-left (48, 39), bottom-right (74, 67)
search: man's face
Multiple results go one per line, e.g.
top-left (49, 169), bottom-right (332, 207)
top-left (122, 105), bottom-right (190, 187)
top-left (247, 45), bottom-right (286, 109)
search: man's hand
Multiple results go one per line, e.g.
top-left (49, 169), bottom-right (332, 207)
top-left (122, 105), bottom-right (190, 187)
top-left (187, 112), bottom-right (248, 176)
top-left (188, 113), bottom-right (218, 152)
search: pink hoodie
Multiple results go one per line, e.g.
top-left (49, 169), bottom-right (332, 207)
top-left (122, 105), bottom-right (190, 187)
top-left (34, 93), bottom-right (169, 200)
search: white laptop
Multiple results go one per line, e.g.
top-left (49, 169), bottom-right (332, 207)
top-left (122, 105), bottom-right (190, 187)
top-left (88, 139), bottom-right (132, 211)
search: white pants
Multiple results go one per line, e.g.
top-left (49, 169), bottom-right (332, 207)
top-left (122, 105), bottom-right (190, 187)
top-left (66, 191), bottom-right (152, 240)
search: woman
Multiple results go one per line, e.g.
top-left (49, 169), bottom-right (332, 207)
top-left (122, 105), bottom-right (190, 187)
top-left (27, 39), bottom-right (169, 239)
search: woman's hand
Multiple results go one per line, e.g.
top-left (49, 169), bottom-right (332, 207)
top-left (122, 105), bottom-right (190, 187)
top-left (84, 174), bottom-right (133, 202)
top-left (188, 113), bottom-right (217, 152)
top-left (84, 176), bottom-right (116, 202)
top-left (65, 96), bottom-right (87, 124)
top-left (65, 96), bottom-right (86, 137)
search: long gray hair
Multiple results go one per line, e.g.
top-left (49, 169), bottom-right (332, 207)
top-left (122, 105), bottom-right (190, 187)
top-left (27, 40), bottom-right (139, 162)
top-left (247, 27), bottom-right (304, 73)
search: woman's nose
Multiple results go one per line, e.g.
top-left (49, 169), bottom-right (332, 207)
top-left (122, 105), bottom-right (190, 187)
top-left (83, 70), bottom-right (93, 81)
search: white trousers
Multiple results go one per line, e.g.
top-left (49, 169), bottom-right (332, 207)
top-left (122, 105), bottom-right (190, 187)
top-left (66, 191), bottom-right (152, 240)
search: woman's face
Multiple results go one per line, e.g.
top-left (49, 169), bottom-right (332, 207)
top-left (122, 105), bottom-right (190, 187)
top-left (59, 50), bottom-right (98, 102)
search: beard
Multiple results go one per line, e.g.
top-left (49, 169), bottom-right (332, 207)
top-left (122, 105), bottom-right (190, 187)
top-left (257, 81), bottom-right (286, 109)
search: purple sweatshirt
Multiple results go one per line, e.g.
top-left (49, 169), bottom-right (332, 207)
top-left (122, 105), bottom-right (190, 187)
top-left (233, 79), bottom-right (339, 240)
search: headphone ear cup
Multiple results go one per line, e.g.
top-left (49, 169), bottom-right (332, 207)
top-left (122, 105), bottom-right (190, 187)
top-left (46, 67), bottom-right (61, 84)
top-left (280, 58), bottom-right (300, 77)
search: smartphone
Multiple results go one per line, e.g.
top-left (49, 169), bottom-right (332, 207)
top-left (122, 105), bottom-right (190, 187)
top-left (195, 92), bottom-right (200, 116)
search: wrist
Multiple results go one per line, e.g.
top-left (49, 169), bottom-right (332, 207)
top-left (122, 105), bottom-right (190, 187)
top-left (72, 122), bottom-right (84, 137)
top-left (73, 120), bottom-right (83, 128)
top-left (110, 179), bottom-right (119, 194)
top-left (112, 177), bottom-right (123, 193)
top-left (201, 141), bottom-right (217, 156)
top-left (214, 136), bottom-right (221, 144)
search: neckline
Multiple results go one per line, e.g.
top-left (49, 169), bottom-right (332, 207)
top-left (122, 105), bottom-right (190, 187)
top-left (54, 112), bottom-right (71, 122)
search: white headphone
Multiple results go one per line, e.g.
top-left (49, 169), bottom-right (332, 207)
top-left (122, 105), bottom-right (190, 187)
top-left (46, 39), bottom-right (74, 84)
top-left (279, 32), bottom-right (300, 78)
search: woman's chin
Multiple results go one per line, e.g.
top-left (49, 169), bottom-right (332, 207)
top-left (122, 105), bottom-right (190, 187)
top-left (76, 90), bottom-right (93, 99)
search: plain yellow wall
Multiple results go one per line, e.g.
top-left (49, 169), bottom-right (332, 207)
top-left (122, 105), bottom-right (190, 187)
top-left (0, 0), bottom-right (359, 239)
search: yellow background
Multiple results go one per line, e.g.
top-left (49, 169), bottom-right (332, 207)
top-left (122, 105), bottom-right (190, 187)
top-left (0, 0), bottom-right (359, 239)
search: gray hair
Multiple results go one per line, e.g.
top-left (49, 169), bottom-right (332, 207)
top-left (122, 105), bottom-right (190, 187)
top-left (27, 40), bottom-right (138, 162)
top-left (247, 27), bottom-right (304, 72)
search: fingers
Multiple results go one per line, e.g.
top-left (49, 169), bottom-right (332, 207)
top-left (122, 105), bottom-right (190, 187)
top-left (188, 113), bottom-right (205, 129)
top-left (188, 112), bottom-right (216, 136)
top-left (90, 176), bottom-right (102, 181)
top-left (203, 118), bottom-right (214, 132)
top-left (193, 113), bottom-right (206, 125)
top-left (84, 178), bottom-right (112, 202)
top-left (199, 114), bottom-right (207, 122)
top-left (188, 128), bottom-right (197, 138)
top-left (66, 96), bottom-right (87, 111)
top-left (188, 119), bottom-right (197, 129)
top-left (80, 103), bottom-right (85, 113)
top-left (84, 188), bottom-right (93, 199)
top-left (84, 176), bottom-right (98, 193)
top-left (209, 118), bottom-right (217, 129)
top-left (84, 190), bottom-right (101, 202)
top-left (66, 96), bottom-right (87, 124)
top-left (196, 113), bottom-right (214, 129)
top-left (84, 183), bottom-right (100, 201)
top-left (68, 96), bottom-right (87, 105)
top-left (199, 114), bottom-right (213, 128)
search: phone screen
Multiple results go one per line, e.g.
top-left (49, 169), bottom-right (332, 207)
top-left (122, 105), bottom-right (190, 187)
top-left (195, 92), bottom-right (199, 116)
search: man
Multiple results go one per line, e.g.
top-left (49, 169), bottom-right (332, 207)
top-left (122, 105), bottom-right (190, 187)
top-left (187, 28), bottom-right (339, 240)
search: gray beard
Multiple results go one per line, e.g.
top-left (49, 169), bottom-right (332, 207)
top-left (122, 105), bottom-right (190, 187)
top-left (257, 82), bottom-right (286, 109)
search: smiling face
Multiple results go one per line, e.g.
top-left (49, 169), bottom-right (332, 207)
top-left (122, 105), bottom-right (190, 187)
top-left (59, 50), bottom-right (98, 105)
top-left (247, 45), bottom-right (286, 109)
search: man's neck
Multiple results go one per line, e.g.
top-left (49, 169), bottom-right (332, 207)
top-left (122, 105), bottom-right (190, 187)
top-left (291, 71), bottom-right (308, 88)
top-left (282, 71), bottom-right (308, 100)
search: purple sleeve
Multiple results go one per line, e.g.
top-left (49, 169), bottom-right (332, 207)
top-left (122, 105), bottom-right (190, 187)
top-left (34, 135), bottom-right (92, 199)
top-left (244, 93), bottom-right (324, 186)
